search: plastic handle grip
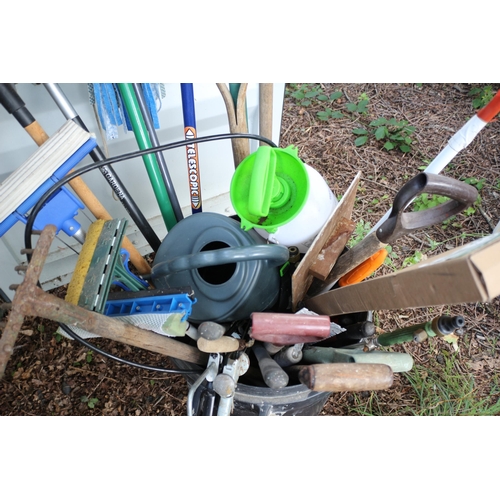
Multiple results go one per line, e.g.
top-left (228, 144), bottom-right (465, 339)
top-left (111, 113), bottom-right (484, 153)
top-left (338, 248), bottom-right (388, 286)
top-left (477, 90), bottom-right (500, 123)
top-left (248, 146), bottom-right (276, 217)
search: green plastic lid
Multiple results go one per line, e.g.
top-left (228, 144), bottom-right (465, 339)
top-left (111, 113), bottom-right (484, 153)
top-left (230, 145), bottom-right (310, 233)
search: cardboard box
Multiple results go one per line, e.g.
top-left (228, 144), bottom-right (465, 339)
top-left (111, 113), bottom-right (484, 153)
top-left (305, 231), bottom-right (500, 316)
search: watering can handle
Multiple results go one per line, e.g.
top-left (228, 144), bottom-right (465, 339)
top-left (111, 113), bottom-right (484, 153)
top-left (151, 244), bottom-right (290, 276)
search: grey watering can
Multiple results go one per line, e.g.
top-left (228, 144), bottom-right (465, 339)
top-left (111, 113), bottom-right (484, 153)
top-left (151, 212), bottom-right (289, 323)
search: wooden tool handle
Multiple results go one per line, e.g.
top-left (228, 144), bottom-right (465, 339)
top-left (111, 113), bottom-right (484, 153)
top-left (216, 83), bottom-right (250, 167)
top-left (298, 363), bottom-right (393, 392)
top-left (24, 121), bottom-right (50, 146)
top-left (259, 83), bottom-right (273, 145)
top-left (197, 336), bottom-right (240, 353)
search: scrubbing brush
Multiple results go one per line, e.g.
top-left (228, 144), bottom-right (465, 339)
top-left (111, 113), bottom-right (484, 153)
top-left (63, 217), bottom-right (195, 339)
top-left (65, 218), bottom-right (139, 313)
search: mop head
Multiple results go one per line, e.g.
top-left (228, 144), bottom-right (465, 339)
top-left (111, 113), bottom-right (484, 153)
top-left (88, 83), bottom-right (164, 141)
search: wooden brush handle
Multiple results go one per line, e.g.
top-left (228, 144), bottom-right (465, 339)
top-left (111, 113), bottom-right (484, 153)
top-left (299, 363), bottom-right (393, 392)
top-left (259, 83), bottom-right (273, 145)
top-left (67, 176), bottom-right (151, 276)
top-left (24, 121), bottom-right (50, 146)
top-left (216, 83), bottom-right (250, 167)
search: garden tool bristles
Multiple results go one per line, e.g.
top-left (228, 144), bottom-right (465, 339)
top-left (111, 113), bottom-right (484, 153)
top-left (65, 218), bottom-right (136, 313)
top-left (64, 218), bottom-right (199, 340)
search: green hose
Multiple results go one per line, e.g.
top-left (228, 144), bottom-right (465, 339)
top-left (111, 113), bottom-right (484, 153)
top-left (117, 83), bottom-right (177, 231)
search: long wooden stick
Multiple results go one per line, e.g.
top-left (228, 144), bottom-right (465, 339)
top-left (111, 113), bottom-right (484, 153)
top-left (0, 225), bottom-right (205, 379)
top-left (259, 83), bottom-right (273, 146)
top-left (216, 83), bottom-right (250, 167)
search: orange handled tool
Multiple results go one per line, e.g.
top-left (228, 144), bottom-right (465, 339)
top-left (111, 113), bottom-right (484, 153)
top-left (315, 172), bottom-right (478, 291)
top-left (335, 89), bottom-right (500, 288)
top-left (338, 248), bottom-right (388, 287)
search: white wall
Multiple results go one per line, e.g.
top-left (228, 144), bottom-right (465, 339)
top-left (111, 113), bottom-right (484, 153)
top-left (0, 83), bottom-right (285, 299)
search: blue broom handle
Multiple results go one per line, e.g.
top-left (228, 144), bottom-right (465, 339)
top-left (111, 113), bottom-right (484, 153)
top-left (180, 83), bottom-right (202, 213)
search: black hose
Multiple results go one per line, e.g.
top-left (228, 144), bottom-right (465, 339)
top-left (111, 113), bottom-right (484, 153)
top-left (73, 115), bottom-right (162, 251)
top-left (24, 132), bottom-right (277, 251)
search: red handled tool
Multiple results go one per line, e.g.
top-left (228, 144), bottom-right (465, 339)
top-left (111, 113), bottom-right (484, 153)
top-left (250, 312), bottom-right (332, 345)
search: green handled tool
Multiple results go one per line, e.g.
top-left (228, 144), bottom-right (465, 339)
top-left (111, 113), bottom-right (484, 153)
top-left (302, 346), bottom-right (414, 373)
top-left (376, 315), bottom-right (465, 347)
top-left (117, 83), bottom-right (177, 232)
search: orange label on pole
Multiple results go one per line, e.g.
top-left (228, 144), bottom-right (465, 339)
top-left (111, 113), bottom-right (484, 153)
top-left (185, 126), bottom-right (201, 212)
top-left (477, 90), bottom-right (500, 123)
